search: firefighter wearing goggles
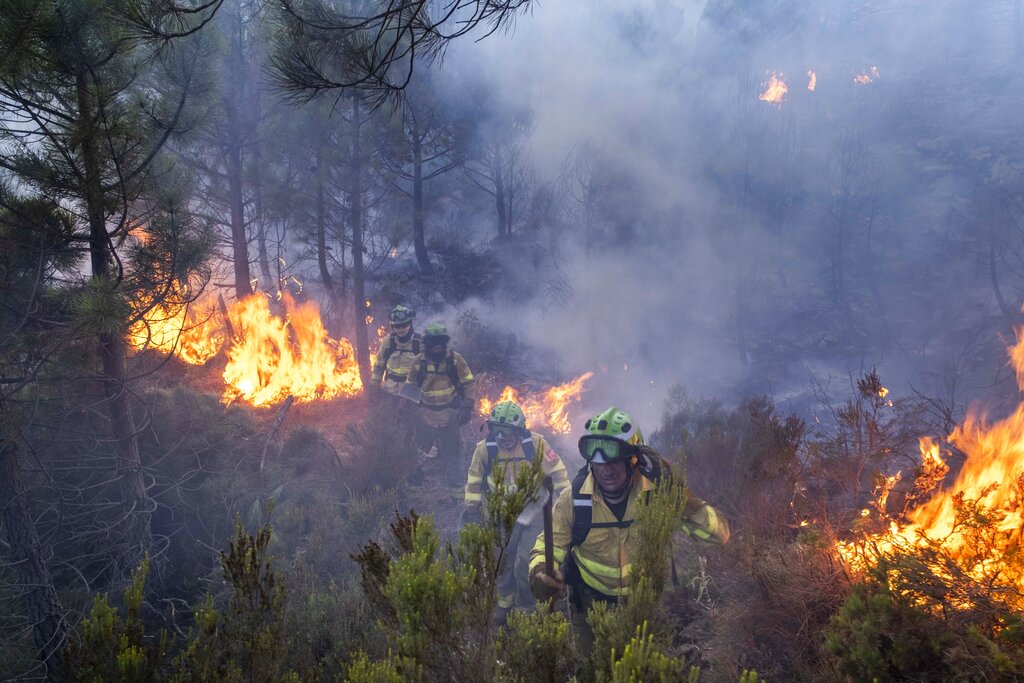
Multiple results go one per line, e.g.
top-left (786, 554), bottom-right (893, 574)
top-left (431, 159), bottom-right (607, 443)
top-left (463, 400), bottom-right (570, 619)
top-left (528, 406), bottom-right (730, 653)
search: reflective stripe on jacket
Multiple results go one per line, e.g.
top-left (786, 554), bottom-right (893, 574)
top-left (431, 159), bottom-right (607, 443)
top-left (529, 471), bottom-right (730, 599)
top-left (371, 334), bottom-right (421, 393)
top-left (464, 432), bottom-right (570, 505)
top-left (405, 351), bottom-right (475, 427)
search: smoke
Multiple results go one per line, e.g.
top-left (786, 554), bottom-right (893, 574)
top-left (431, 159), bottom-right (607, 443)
top-left (438, 0), bottom-right (1024, 427)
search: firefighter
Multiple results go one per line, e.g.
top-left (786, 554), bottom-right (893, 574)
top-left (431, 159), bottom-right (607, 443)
top-left (464, 400), bottom-right (570, 619)
top-left (402, 322), bottom-right (475, 499)
top-left (370, 305), bottom-right (421, 399)
top-left (528, 407), bottom-right (730, 654)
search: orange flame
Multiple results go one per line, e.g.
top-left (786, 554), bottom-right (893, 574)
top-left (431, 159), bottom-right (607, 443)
top-left (854, 66), bottom-right (879, 85)
top-left (128, 297), bottom-right (224, 365)
top-left (222, 293), bottom-right (361, 406)
top-left (807, 70), bottom-right (817, 91)
top-left (758, 71), bottom-right (788, 108)
top-left (837, 335), bottom-right (1024, 598)
top-left (479, 372), bottom-right (593, 435)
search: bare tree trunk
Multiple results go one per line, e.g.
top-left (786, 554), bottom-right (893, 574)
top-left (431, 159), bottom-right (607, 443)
top-left (316, 146), bottom-right (335, 295)
top-left (494, 155), bottom-right (508, 237)
top-left (253, 134), bottom-right (273, 285)
top-left (76, 71), bottom-right (153, 559)
top-left (225, 126), bottom-right (252, 299)
top-left (0, 440), bottom-right (67, 679)
top-left (350, 95), bottom-right (371, 388)
top-left (412, 133), bottom-right (433, 275)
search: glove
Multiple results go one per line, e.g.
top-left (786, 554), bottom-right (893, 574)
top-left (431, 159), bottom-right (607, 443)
top-left (529, 565), bottom-right (564, 601)
top-left (457, 407), bottom-right (473, 426)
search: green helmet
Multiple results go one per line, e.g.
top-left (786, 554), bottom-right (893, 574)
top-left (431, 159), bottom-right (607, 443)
top-left (389, 305), bottom-right (415, 325)
top-left (489, 400), bottom-right (526, 431)
top-left (578, 407), bottom-right (643, 464)
top-left (423, 322), bottom-right (449, 345)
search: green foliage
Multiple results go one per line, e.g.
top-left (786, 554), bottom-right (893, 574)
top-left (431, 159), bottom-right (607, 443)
top-left (825, 577), bottom-right (949, 682)
top-left (496, 607), bottom-right (575, 683)
top-left (607, 622), bottom-right (698, 683)
top-left (344, 652), bottom-right (405, 683)
top-left (351, 457), bottom-right (544, 682)
top-left (65, 555), bottom-right (171, 682)
top-left (588, 475), bottom-right (689, 682)
top-left (172, 517), bottom-right (298, 682)
top-left (826, 554), bottom-right (1024, 682)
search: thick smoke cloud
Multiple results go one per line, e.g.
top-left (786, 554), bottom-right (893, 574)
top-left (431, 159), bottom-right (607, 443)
top-left (440, 0), bottom-right (1024, 427)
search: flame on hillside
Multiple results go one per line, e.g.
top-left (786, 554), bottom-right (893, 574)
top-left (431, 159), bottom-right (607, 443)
top-left (128, 297), bottom-right (224, 365)
top-left (479, 372), bottom-right (593, 435)
top-left (807, 70), bottom-right (817, 91)
top-left (758, 71), bottom-right (788, 108)
top-left (836, 334), bottom-right (1024, 602)
top-left (222, 293), bottom-right (361, 407)
top-left (854, 66), bottom-right (880, 84)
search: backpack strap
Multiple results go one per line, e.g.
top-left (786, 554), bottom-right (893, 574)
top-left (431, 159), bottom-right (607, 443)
top-left (446, 351), bottom-right (460, 389)
top-left (569, 466), bottom-right (592, 548)
top-left (411, 333), bottom-right (421, 355)
top-left (483, 431), bottom-right (537, 482)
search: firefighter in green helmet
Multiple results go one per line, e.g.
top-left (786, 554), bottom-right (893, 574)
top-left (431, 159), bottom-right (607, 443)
top-left (401, 322), bottom-right (476, 499)
top-left (528, 407), bottom-right (730, 654)
top-left (464, 399), bottom-right (570, 621)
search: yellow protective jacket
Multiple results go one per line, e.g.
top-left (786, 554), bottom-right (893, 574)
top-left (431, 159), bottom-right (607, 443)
top-left (404, 350), bottom-right (475, 427)
top-left (529, 470), bottom-right (730, 598)
top-left (371, 332), bottom-right (421, 395)
top-left (464, 431), bottom-right (570, 507)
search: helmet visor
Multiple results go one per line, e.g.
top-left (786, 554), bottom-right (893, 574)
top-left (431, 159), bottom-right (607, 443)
top-left (491, 425), bottom-right (518, 439)
top-left (578, 435), bottom-right (629, 463)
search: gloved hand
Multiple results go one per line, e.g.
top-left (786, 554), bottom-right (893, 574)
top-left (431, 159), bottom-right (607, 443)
top-left (530, 565), bottom-right (565, 601)
top-left (457, 407), bottom-right (473, 426)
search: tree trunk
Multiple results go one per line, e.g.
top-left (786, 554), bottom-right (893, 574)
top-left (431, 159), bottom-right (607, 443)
top-left (412, 133), bottom-right (433, 275)
top-left (253, 134), bottom-right (273, 285)
top-left (316, 146), bottom-right (335, 295)
top-left (76, 71), bottom-right (153, 559)
top-left (494, 155), bottom-right (507, 237)
top-left (350, 95), bottom-right (371, 389)
top-left (0, 440), bottom-right (67, 679)
top-left (225, 125), bottom-right (251, 299)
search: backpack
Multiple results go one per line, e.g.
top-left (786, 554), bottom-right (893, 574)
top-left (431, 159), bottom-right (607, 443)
top-left (379, 332), bottom-right (421, 368)
top-left (569, 451), bottom-right (670, 547)
top-left (483, 432), bottom-right (537, 483)
top-left (415, 350), bottom-right (461, 390)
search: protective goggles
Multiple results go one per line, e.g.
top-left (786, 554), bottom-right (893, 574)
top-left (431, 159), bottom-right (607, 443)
top-left (490, 425), bottom-right (519, 439)
top-left (578, 435), bottom-right (631, 464)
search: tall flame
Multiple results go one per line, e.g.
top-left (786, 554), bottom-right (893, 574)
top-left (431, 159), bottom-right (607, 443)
top-left (837, 334), bottom-right (1024, 600)
top-left (128, 297), bottom-right (224, 365)
top-left (479, 372), bottom-right (593, 435)
top-left (222, 293), bottom-right (361, 406)
top-left (758, 71), bottom-right (788, 108)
